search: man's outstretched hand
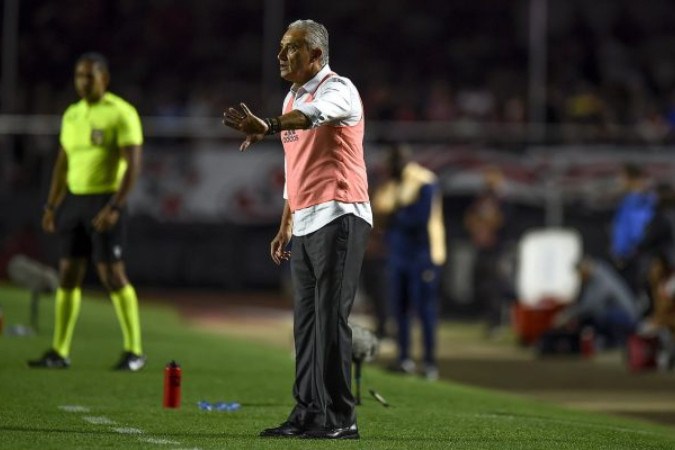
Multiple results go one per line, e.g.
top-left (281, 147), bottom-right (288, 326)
top-left (223, 103), bottom-right (268, 151)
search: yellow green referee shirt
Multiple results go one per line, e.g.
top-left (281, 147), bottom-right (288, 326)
top-left (60, 92), bottom-right (143, 194)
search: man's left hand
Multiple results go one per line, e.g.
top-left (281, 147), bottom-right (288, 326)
top-left (223, 103), bottom-right (268, 151)
top-left (92, 205), bottom-right (120, 232)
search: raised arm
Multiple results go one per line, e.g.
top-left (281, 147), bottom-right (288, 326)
top-left (223, 103), bottom-right (310, 151)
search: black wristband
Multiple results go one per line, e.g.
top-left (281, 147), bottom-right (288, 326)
top-left (263, 118), bottom-right (273, 135)
top-left (264, 117), bottom-right (281, 135)
top-left (109, 203), bottom-right (122, 213)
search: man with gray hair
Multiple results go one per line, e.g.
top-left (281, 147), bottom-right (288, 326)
top-left (224, 19), bottom-right (371, 440)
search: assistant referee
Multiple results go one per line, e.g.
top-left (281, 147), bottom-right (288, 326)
top-left (29, 53), bottom-right (146, 371)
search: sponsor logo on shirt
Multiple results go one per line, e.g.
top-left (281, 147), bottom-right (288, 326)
top-left (282, 129), bottom-right (299, 144)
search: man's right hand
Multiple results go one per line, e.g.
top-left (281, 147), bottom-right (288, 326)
top-left (270, 228), bottom-right (292, 265)
top-left (42, 209), bottom-right (56, 234)
top-left (222, 103), bottom-right (268, 151)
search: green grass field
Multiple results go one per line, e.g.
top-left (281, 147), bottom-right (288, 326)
top-left (1, 283), bottom-right (675, 449)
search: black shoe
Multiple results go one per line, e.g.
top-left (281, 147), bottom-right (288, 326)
top-left (28, 349), bottom-right (70, 369)
top-left (259, 422), bottom-right (304, 438)
top-left (113, 352), bottom-right (147, 372)
top-left (302, 424), bottom-right (359, 440)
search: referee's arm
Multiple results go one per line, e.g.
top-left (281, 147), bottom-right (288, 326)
top-left (42, 147), bottom-right (68, 233)
top-left (109, 145), bottom-right (142, 209)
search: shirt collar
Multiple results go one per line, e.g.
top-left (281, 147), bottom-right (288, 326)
top-left (79, 92), bottom-right (111, 108)
top-left (294, 65), bottom-right (332, 95)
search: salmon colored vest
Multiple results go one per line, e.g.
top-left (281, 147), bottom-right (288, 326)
top-left (281, 74), bottom-right (369, 212)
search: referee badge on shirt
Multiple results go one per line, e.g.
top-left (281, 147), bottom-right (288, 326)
top-left (90, 129), bottom-right (105, 146)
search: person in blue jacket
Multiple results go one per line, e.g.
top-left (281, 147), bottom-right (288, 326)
top-left (611, 163), bottom-right (655, 295)
top-left (373, 144), bottom-right (446, 380)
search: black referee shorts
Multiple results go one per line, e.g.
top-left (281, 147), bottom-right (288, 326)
top-left (56, 193), bottom-right (127, 263)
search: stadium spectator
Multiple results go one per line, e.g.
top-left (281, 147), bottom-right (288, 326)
top-left (223, 20), bottom-right (370, 440)
top-left (464, 166), bottom-right (509, 336)
top-left (9, 1), bottom-right (675, 134)
top-left (550, 256), bottom-right (639, 350)
top-left (372, 144), bottom-right (446, 380)
top-left (610, 163), bottom-right (655, 295)
top-left (28, 53), bottom-right (146, 371)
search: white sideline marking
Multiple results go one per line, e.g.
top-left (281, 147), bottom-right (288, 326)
top-left (58, 405), bottom-right (90, 413)
top-left (112, 427), bottom-right (144, 434)
top-left (83, 416), bottom-right (116, 425)
top-left (139, 438), bottom-right (182, 445)
top-left (57, 406), bottom-right (193, 446)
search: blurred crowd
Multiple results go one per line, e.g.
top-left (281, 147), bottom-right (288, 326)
top-left (364, 154), bottom-right (675, 376)
top-left (2, 0), bottom-right (674, 142)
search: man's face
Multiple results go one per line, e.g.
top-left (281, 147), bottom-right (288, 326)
top-left (74, 61), bottom-right (108, 102)
top-left (278, 28), bottom-right (318, 85)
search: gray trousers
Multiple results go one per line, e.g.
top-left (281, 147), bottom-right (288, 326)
top-left (287, 214), bottom-right (370, 429)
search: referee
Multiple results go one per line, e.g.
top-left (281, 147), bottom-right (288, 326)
top-left (28, 53), bottom-right (146, 371)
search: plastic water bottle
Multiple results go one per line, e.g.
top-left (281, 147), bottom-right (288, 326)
top-left (197, 401), bottom-right (213, 411)
top-left (163, 361), bottom-right (182, 408)
top-left (198, 401), bottom-right (240, 412)
top-left (215, 402), bottom-right (241, 412)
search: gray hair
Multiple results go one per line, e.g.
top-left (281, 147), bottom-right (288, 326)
top-left (287, 19), bottom-right (329, 66)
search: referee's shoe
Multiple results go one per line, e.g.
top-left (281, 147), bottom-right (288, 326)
top-left (28, 349), bottom-right (71, 369)
top-left (113, 352), bottom-right (147, 372)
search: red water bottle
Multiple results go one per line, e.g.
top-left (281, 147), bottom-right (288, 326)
top-left (163, 360), bottom-right (182, 408)
top-left (580, 327), bottom-right (595, 359)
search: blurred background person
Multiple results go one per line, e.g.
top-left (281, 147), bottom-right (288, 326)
top-left (359, 216), bottom-right (389, 340)
top-left (632, 183), bottom-right (675, 316)
top-left (639, 253), bottom-right (675, 370)
top-left (610, 163), bottom-right (656, 297)
top-left (464, 166), bottom-right (509, 337)
top-left (543, 256), bottom-right (639, 353)
top-left (28, 53), bottom-right (146, 371)
top-left (373, 144), bottom-right (446, 380)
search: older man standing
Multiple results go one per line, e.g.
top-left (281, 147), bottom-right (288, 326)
top-left (223, 20), bottom-right (371, 440)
